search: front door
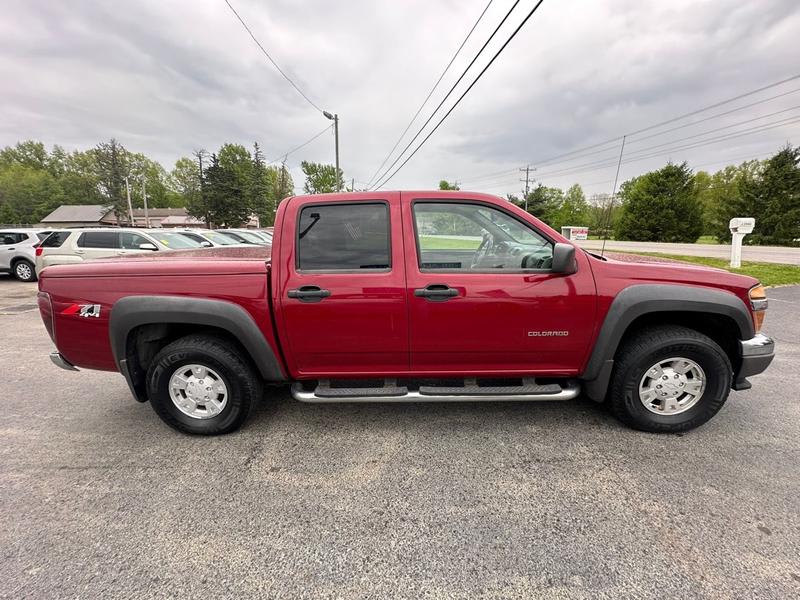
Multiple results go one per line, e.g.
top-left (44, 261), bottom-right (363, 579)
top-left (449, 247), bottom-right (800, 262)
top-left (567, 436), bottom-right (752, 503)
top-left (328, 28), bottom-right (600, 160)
top-left (276, 194), bottom-right (409, 378)
top-left (403, 195), bottom-right (596, 376)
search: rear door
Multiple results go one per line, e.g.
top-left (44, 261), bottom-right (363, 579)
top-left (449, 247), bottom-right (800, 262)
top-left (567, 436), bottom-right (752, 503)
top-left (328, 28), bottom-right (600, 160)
top-left (0, 232), bottom-right (25, 270)
top-left (402, 194), bottom-right (596, 376)
top-left (276, 194), bottom-right (409, 377)
top-left (75, 231), bottom-right (121, 260)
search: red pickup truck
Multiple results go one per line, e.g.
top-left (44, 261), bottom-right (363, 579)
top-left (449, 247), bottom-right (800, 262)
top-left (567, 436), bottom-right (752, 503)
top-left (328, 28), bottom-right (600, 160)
top-left (37, 191), bottom-right (775, 435)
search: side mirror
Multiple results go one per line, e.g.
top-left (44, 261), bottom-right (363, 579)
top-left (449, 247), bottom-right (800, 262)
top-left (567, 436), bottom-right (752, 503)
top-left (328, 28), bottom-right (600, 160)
top-left (551, 243), bottom-right (576, 274)
top-left (138, 242), bottom-right (158, 251)
top-left (200, 241), bottom-right (213, 247)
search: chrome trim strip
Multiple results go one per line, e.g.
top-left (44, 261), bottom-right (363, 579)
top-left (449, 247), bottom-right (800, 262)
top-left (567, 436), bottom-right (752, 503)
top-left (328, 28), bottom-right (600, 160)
top-left (50, 351), bottom-right (79, 371)
top-left (291, 381), bottom-right (580, 403)
top-left (740, 333), bottom-right (775, 357)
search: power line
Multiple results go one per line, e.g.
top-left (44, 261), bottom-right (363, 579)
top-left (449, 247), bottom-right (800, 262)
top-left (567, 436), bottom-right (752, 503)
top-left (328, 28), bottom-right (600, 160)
top-left (364, 0), bottom-right (495, 189)
top-left (373, 0), bottom-right (548, 189)
top-left (370, 0), bottom-right (529, 189)
top-left (224, 0), bottom-right (324, 113)
top-left (456, 73), bottom-right (800, 186)
top-left (267, 125), bottom-right (333, 164)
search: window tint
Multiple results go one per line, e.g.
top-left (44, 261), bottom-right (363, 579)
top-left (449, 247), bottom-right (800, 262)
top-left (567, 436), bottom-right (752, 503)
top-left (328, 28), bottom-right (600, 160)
top-left (414, 202), bottom-right (553, 270)
top-left (36, 232), bottom-right (53, 241)
top-left (297, 203), bottom-right (390, 271)
top-left (0, 232), bottom-right (26, 245)
top-left (120, 232), bottom-right (150, 250)
top-left (41, 231), bottom-right (71, 248)
top-left (77, 231), bottom-right (120, 249)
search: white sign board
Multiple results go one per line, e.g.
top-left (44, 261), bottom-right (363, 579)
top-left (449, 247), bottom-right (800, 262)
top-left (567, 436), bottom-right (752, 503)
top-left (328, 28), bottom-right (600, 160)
top-left (561, 226), bottom-right (589, 241)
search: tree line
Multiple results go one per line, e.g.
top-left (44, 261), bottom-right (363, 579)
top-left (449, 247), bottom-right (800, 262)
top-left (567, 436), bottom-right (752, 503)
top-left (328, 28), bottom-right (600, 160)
top-left (442, 144), bottom-right (800, 246)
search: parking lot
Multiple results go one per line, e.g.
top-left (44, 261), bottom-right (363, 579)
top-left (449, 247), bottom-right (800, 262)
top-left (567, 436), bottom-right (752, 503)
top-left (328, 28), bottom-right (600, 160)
top-left (1, 275), bottom-right (799, 599)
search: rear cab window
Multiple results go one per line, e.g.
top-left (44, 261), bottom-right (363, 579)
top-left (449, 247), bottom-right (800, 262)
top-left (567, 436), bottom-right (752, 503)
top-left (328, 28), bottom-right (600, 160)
top-left (297, 203), bottom-right (390, 271)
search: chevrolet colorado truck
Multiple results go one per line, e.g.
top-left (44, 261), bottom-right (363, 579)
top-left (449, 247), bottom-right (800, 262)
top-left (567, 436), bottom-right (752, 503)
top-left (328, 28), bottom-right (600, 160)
top-left (37, 191), bottom-right (775, 435)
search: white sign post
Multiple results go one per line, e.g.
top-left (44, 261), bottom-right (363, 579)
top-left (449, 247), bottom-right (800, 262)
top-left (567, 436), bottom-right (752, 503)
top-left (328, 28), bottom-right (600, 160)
top-left (729, 217), bottom-right (755, 268)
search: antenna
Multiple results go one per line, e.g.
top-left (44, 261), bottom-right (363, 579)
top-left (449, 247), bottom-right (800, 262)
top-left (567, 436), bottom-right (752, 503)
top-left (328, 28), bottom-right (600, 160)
top-left (600, 135), bottom-right (626, 257)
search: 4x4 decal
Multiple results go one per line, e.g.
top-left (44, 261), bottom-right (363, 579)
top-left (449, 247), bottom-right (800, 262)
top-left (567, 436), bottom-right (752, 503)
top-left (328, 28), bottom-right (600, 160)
top-left (62, 303), bottom-right (101, 318)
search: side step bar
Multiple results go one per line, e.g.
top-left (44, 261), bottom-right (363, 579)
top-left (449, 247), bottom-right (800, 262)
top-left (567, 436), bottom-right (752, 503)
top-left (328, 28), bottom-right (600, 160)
top-left (291, 379), bottom-right (580, 403)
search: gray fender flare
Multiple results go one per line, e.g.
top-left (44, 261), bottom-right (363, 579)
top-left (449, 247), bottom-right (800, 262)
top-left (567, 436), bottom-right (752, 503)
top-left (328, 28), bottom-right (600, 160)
top-left (109, 295), bottom-right (285, 382)
top-left (581, 284), bottom-right (754, 401)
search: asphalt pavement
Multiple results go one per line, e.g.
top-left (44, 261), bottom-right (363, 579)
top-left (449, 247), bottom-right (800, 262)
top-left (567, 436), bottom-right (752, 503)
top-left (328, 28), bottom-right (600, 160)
top-left (577, 239), bottom-right (800, 265)
top-left (1, 275), bottom-right (799, 599)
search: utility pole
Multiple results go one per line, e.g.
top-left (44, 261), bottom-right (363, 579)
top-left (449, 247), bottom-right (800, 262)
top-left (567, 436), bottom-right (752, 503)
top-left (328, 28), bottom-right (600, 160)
top-left (141, 177), bottom-right (150, 228)
top-left (124, 176), bottom-right (134, 226)
top-left (351, 178), bottom-right (355, 192)
top-left (519, 165), bottom-right (535, 212)
top-left (323, 111), bottom-right (340, 191)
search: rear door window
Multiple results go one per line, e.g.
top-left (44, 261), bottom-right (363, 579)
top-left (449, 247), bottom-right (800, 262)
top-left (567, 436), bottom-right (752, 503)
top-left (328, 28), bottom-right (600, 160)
top-left (77, 231), bottom-right (120, 249)
top-left (0, 232), bottom-right (27, 244)
top-left (297, 203), bottom-right (390, 271)
top-left (41, 231), bottom-right (71, 248)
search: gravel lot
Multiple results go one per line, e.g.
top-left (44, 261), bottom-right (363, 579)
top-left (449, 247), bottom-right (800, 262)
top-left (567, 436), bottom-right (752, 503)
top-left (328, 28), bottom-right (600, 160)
top-left (1, 275), bottom-right (798, 599)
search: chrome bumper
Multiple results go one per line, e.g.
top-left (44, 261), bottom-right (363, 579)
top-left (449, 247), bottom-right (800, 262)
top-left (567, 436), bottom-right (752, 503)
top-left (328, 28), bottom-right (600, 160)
top-left (50, 351), bottom-right (79, 371)
top-left (740, 333), bottom-right (775, 357)
top-left (734, 333), bottom-right (775, 390)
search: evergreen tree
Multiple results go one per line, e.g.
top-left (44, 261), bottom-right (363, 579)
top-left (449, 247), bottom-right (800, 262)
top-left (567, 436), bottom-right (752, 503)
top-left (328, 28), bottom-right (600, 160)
top-left (615, 162), bottom-right (703, 242)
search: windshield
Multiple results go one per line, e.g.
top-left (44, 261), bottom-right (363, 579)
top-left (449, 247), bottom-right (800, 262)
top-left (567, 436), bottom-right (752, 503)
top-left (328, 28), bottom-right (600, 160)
top-left (151, 232), bottom-right (203, 249)
top-left (235, 231), bottom-right (268, 244)
top-left (200, 231), bottom-right (237, 245)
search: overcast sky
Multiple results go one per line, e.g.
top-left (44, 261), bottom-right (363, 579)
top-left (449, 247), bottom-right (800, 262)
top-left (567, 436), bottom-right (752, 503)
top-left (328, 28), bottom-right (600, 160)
top-left (1, 0), bottom-right (798, 197)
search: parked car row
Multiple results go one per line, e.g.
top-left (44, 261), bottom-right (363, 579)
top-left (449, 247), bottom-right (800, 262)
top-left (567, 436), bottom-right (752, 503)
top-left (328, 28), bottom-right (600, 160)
top-left (0, 226), bottom-right (273, 281)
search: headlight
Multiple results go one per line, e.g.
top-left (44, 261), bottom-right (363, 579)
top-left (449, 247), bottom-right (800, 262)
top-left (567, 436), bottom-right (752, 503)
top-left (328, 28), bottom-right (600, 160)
top-left (749, 284), bottom-right (768, 332)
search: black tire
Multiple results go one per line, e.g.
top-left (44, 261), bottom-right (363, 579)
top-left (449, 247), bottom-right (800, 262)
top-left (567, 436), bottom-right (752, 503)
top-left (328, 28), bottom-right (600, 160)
top-left (146, 334), bottom-right (262, 435)
top-left (609, 325), bottom-right (732, 433)
top-left (13, 259), bottom-right (36, 282)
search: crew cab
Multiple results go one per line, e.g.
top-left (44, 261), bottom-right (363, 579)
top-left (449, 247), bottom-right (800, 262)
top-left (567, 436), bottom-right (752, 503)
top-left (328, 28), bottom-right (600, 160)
top-left (37, 191), bottom-right (775, 435)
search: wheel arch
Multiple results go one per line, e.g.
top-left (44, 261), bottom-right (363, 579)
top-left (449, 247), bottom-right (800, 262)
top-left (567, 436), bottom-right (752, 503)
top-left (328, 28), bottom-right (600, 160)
top-left (109, 296), bottom-right (286, 401)
top-left (581, 284), bottom-right (753, 401)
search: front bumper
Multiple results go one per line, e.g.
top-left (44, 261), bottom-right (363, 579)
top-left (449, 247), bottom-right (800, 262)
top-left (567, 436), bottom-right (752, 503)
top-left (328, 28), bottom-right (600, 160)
top-left (733, 333), bottom-right (775, 390)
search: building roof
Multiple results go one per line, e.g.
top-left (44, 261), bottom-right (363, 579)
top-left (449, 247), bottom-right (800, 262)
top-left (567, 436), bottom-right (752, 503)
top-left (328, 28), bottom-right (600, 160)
top-left (41, 204), bottom-right (110, 223)
top-left (159, 215), bottom-right (204, 226)
top-left (130, 208), bottom-right (187, 217)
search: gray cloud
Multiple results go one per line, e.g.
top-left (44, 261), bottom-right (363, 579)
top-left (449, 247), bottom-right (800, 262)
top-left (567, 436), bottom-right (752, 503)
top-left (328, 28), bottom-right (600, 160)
top-left (1, 0), bottom-right (798, 196)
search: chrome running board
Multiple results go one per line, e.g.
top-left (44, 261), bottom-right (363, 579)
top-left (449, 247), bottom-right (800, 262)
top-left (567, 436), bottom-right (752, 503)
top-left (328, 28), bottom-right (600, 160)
top-left (291, 379), bottom-right (580, 403)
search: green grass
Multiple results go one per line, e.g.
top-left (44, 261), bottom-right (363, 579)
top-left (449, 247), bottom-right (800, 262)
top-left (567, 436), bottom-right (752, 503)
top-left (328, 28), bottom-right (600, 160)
top-left (419, 235), bottom-right (480, 250)
top-left (625, 252), bottom-right (800, 287)
top-left (695, 235), bottom-right (718, 245)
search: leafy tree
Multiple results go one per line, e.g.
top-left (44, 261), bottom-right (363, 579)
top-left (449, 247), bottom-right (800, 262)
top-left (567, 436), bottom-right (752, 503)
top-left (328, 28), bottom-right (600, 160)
top-left (249, 143), bottom-right (274, 226)
top-left (438, 180), bottom-right (460, 190)
top-left (519, 184), bottom-right (563, 224)
top-left (615, 162), bottom-right (703, 242)
top-left (550, 184), bottom-right (589, 231)
top-left (301, 161), bottom-right (344, 194)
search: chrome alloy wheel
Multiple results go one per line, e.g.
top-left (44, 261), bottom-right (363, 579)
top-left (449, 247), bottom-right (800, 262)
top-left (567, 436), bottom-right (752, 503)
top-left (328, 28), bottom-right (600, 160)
top-left (15, 262), bottom-right (33, 281)
top-left (638, 357), bottom-right (706, 415)
top-left (168, 364), bottom-right (228, 419)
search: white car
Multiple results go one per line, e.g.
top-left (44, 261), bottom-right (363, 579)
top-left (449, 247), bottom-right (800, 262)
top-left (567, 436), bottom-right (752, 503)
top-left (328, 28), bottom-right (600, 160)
top-left (36, 228), bottom-right (203, 275)
top-left (173, 229), bottom-right (247, 247)
top-left (0, 228), bottom-right (62, 282)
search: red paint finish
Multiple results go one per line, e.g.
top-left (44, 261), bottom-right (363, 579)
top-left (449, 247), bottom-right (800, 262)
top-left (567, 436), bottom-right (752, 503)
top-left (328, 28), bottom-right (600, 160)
top-left (274, 193), bottom-right (410, 377)
top-left (400, 193), bottom-right (597, 376)
top-left (37, 190), bottom-right (763, 384)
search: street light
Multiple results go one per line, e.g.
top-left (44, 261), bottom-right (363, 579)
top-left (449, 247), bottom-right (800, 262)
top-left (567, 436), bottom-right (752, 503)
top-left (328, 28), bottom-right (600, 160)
top-left (323, 110), bottom-right (340, 191)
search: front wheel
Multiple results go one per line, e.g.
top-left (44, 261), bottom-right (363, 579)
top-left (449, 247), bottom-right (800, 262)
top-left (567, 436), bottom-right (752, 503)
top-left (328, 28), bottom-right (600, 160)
top-left (609, 325), bottom-right (733, 433)
top-left (146, 335), bottom-right (262, 435)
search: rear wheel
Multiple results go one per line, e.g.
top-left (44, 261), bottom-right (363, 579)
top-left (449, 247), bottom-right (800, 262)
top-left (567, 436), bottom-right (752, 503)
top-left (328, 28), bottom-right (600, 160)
top-left (609, 325), bottom-right (732, 432)
top-left (146, 334), bottom-right (262, 435)
top-left (13, 259), bottom-right (36, 282)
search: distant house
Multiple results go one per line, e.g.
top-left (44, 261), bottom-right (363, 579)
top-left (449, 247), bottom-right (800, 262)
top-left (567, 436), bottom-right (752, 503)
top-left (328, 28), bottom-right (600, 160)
top-left (40, 205), bottom-right (192, 228)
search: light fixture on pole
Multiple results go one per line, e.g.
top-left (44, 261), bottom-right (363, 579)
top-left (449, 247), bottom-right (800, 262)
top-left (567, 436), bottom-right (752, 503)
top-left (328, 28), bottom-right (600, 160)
top-left (323, 110), bottom-right (340, 191)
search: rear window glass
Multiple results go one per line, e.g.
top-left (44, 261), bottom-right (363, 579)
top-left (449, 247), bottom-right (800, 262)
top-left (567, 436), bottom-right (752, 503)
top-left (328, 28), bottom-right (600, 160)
top-left (41, 231), bottom-right (71, 248)
top-left (297, 203), bottom-right (390, 271)
top-left (36, 232), bottom-right (53, 241)
top-left (77, 231), bottom-right (120, 249)
top-left (0, 232), bottom-right (27, 244)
